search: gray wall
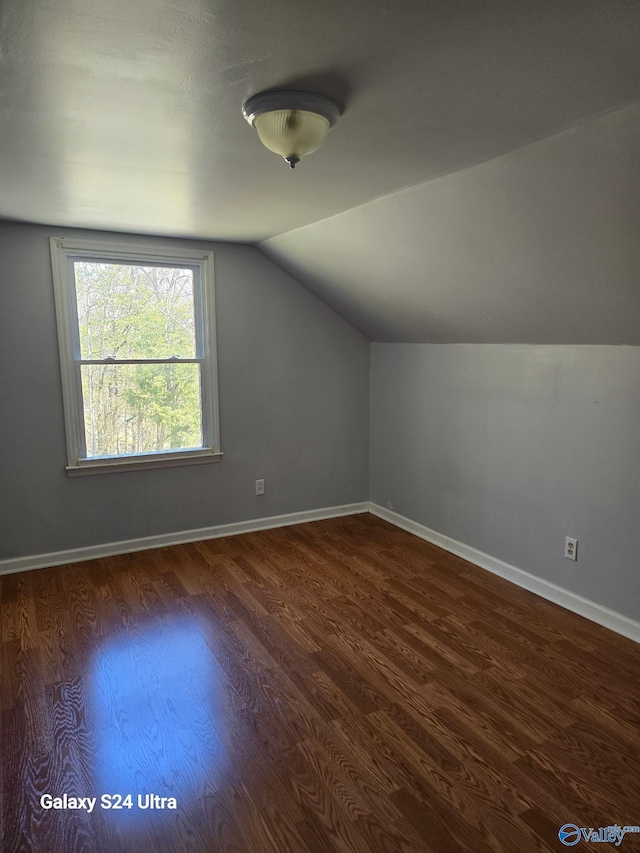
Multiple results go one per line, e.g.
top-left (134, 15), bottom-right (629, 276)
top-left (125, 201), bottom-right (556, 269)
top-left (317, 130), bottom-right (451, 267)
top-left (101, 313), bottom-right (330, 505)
top-left (370, 343), bottom-right (640, 620)
top-left (0, 223), bottom-right (370, 559)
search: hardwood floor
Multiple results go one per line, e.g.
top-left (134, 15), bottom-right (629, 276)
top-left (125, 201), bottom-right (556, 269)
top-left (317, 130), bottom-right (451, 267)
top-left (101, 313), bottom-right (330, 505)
top-left (2, 513), bottom-right (640, 852)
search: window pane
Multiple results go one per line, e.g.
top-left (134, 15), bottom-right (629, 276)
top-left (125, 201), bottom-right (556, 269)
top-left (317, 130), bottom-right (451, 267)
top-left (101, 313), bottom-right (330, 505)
top-left (81, 363), bottom-right (203, 457)
top-left (75, 262), bottom-right (196, 359)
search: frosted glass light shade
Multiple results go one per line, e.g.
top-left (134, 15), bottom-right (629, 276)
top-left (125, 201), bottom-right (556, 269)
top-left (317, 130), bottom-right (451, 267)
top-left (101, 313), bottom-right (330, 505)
top-left (254, 110), bottom-right (330, 161)
top-left (243, 91), bottom-right (341, 168)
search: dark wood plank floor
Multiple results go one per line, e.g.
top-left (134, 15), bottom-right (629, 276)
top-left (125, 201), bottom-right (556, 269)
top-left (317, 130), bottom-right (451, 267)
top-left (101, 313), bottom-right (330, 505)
top-left (2, 514), bottom-right (640, 852)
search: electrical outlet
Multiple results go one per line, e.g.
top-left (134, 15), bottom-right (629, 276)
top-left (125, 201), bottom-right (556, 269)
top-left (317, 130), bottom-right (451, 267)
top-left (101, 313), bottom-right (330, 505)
top-left (255, 479), bottom-right (265, 496)
top-left (565, 537), bottom-right (578, 561)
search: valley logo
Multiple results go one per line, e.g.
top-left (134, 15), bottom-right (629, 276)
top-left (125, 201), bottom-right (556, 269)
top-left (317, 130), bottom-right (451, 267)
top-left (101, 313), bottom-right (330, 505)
top-left (559, 823), bottom-right (640, 846)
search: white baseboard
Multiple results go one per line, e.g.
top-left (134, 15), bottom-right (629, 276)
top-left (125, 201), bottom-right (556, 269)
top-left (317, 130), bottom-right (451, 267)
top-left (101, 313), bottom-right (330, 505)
top-left (0, 502), bottom-right (369, 577)
top-left (5, 500), bottom-right (639, 647)
top-left (369, 503), bottom-right (640, 646)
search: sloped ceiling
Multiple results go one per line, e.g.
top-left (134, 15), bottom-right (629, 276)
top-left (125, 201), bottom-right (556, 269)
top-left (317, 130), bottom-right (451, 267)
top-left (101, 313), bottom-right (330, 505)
top-left (261, 104), bottom-right (640, 343)
top-left (1, 0), bottom-right (639, 342)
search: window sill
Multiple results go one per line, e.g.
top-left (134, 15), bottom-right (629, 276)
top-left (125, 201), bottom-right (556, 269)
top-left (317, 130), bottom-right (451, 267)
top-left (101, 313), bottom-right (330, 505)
top-left (66, 450), bottom-right (223, 477)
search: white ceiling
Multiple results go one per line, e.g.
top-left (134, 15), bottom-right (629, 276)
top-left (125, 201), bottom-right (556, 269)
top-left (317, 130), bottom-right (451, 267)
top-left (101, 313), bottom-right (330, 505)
top-left (263, 104), bottom-right (640, 343)
top-left (1, 0), bottom-right (639, 342)
top-left (0, 0), bottom-right (638, 243)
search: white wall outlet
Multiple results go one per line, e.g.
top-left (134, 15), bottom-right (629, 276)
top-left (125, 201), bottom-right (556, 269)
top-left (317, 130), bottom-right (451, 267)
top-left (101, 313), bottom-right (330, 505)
top-left (565, 537), bottom-right (578, 561)
top-left (255, 479), bottom-right (265, 496)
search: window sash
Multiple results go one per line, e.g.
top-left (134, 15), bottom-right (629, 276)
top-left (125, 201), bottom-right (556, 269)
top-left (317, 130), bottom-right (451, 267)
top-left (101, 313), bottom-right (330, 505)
top-left (75, 361), bottom-right (207, 460)
top-left (77, 358), bottom-right (204, 364)
top-left (69, 256), bottom-right (203, 361)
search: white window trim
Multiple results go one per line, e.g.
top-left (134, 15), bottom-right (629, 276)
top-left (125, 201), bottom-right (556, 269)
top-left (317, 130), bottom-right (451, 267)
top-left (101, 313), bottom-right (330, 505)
top-left (50, 237), bottom-right (222, 475)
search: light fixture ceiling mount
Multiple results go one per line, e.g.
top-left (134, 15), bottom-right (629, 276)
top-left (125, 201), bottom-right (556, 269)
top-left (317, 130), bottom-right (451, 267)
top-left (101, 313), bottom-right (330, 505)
top-left (242, 90), bottom-right (341, 169)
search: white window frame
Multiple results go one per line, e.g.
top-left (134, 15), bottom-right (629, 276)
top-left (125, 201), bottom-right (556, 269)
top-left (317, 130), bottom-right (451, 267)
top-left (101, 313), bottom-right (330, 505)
top-left (50, 237), bottom-right (222, 476)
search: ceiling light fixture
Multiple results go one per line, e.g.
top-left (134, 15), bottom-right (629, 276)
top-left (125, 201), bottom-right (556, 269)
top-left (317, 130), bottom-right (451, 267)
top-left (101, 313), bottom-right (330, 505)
top-left (242, 90), bottom-right (341, 169)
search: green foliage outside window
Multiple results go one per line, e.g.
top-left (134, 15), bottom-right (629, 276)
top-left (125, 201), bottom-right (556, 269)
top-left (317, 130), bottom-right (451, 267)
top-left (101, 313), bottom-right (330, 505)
top-left (75, 262), bottom-right (202, 457)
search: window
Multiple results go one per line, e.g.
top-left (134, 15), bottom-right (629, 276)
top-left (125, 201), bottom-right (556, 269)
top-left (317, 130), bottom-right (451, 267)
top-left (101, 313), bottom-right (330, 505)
top-left (50, 238), bottom-right (221, 475)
